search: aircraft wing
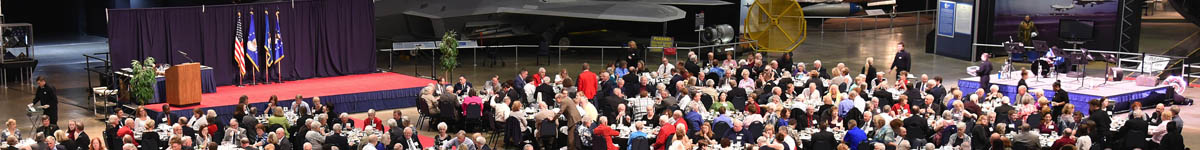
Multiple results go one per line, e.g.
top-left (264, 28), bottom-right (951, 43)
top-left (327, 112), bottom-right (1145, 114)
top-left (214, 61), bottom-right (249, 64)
top-left (400, 0), bottom-right (687, 22)
top-left (617, 0), bottom-right (734, 6)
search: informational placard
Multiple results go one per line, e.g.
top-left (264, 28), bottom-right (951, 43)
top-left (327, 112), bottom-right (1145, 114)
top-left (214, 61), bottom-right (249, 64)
top-left (954, 3), bottom-right (973, 34)
top-left (649, 36), bottom-right (674, 52)
top-left (1139, 55), bottom-right (1171, 73)
top-left (937, 1), bottom-right (955, 37)
top-left (865, 9), bottom-right (886, 16)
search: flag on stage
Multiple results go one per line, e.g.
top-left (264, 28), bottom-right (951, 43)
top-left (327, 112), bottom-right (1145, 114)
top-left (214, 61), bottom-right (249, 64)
top-left (271, 11), bottom-right (284, 65)
top-left (246, 11), bottom-right (261, 71)
top-left (264, 11), bottom-right (274, 68)
top-left (234, 12), bottom-right (247, 75)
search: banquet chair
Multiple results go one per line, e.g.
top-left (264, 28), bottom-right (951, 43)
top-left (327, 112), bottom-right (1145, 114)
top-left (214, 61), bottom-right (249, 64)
top-left (731, 96), bottom-right (747, 111)
top-left (712, 122), bottom-right (731, 141)
top-left (415, 97), bottom-right (434, 130)
top-left (438, 101), bottom-right (461, 131)
top-left (505, 117), bottom-right (525, 148)
top-left (1011, 141), bottom-right (1032, 150)
top-left (857, 141), bottom-right (873, 150)
top-left (808, 137), bottom-right (836, 150)
top-left (628, 136), bottom-right (651, 150)
top-left (536, 118), bottom-right (557, 149)
top-left (590, 130), bottom-right (608, 150)
top-left (464, 102), bottom-right (484, 132)
top-left (746, 122), bottom-right (765, 144)
top-left (700, 94), bottom-right (714, 109)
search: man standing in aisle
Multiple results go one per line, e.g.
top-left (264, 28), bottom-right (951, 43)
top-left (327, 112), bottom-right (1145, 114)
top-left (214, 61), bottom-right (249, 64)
top-left (891, 42), bottom-right (911, 78)
top-left (976, 53), bottom-right (993, 89)
top-left (578, 63), bottom-right (598, 100)
top-left (32, 77), bottom-right (59, 123)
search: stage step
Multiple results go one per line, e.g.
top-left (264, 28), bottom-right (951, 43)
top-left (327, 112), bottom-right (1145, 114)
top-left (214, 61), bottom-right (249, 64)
top-left (1156, 30), bottom-right (1200, 81)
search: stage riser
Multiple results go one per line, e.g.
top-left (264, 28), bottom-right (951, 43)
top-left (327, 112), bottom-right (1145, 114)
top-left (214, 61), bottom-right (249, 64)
top-left (146, 87), bottom-right (422, 124)
top-left (958, 80), bottom-right (1169, 115)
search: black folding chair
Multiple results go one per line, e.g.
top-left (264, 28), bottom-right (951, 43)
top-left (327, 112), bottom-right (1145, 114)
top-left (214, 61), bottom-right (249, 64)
top-left (629, 137), bottom-right (651, 150)
top-left (415, 97), bottom-right (434, 130)
top-left (537, 118), bottom-right (557, 149)
top-left (712, 122), bottom-right (731, 141)
top-left (437, 101), bottom-right (460, 131)
top-left (746, 122), bottom-right (764, 144)
top-left (505, 117), bottom-right (524, 148)
top-left (465, 102), bottom-right (484, 132)
top-left (701, 94), bottom-right (714, 110)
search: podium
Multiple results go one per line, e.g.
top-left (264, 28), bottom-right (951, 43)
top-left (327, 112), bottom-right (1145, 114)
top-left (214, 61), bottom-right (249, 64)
top-left (166, 63), bottom-right (202, 106)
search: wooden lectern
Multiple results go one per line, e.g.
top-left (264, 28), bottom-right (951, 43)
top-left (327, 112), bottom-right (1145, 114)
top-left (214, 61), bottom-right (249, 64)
top-left (166, 63), bottom-right (202, 106)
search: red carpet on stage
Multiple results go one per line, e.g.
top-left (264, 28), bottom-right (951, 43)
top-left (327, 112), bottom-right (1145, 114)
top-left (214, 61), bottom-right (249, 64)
top-left (148, 73), bottom-right (434, 112)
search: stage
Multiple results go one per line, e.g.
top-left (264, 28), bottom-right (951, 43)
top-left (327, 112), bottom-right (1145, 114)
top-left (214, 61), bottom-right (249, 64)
top-left (958, 71), bottom-right (1170, 115)
top-left (145, 73), bottom-right (435, 123)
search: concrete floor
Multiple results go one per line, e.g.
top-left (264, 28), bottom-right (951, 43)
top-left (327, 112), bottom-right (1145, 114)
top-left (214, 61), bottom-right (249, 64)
top-left (6, 20), bottom-right (1200, 148)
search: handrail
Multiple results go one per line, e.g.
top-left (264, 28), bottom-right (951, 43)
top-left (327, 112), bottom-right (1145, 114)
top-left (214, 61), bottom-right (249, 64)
top-left (803, 10), bottom-right (936, 19)
top-left (84, 54), bottom-right (111, 64)
top-left (972, 43), bottom-right (1185, 59)
top-left (381, 40), bottom-right (755, 52)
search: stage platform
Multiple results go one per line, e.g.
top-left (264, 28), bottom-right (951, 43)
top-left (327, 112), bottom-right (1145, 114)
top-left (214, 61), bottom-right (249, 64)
top-left (958, 71), bottom-right (1170, 115)
top-left (145, 73), bottom-right (435, 123)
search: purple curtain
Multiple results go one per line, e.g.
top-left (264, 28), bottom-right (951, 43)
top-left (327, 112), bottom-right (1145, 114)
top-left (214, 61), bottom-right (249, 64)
top-left (107, 0), bottom-right (377, 86)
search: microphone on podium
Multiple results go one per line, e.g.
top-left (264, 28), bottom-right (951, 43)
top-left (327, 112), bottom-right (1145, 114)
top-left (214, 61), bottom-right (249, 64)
top-left (178, 50), bottom-right (196, 63)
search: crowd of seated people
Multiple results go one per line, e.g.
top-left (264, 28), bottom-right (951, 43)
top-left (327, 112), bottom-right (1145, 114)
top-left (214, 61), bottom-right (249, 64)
top-left (407, 49), bottom-right (1189, 150)
top-left (0, 48), bottom-right (1189, 150)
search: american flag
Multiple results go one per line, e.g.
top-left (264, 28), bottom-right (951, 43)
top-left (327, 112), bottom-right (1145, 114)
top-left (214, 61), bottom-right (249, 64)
top-left (234, 12), bottom-right (247, 75)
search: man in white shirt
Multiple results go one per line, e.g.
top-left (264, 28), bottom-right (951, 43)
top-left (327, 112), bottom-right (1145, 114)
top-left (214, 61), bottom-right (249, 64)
top-left (657, 57), bottom-right (675, 78)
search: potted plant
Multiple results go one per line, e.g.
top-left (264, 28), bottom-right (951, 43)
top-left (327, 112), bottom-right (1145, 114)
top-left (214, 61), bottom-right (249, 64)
top-left (439, 31), bottom-right (459, 76)
top-left (129, 57), bottom-right (157, 105)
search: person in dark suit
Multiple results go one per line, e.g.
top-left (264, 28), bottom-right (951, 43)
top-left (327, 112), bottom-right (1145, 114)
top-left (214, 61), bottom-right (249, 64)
top-left (1116, 112), bottom-right (1148, 149)
top-left (603, 89), bottom-right (626, 118)
top-left (453, 75), bottom-right (474, 96)
top-left (903, 108), bottom-right (932, 147)
top-left (35, 116), bottom-right (58, 138)
top-left (161, 105), bottom-right (181, 125)
top-left (1087, 99), bottom-right (1111, 147)
top-left (1051, 81), bottom-right (1070, 120)
top-left (102, 116), bottom-right (122, 150)
top-left (67, 121), bottom-right (89, 150)
top-left (396, 127), bottom-right (422, 150)
top-left (976, 54), bottom-right (993, 90)
top-left (536, 77), bottom-right (557, 106)
top-left (862, 58), bottom-right (879, 88)
top-left (810, 122), bottom-right (837, 150)
top-left (891, 43), bottom-right (912, 76)
top-left (813, 60), bottom-right (831, 79)
top-left (324, 124), bottom-right (350, 150)
top-left (32, 77), bottom-right (59, 123)
top-left (925, 80), bottom-right (946, 104)
top-left (1159, 121), bottom-right (1184, 150)
top-left (727, 84), bottom-right (748, 111)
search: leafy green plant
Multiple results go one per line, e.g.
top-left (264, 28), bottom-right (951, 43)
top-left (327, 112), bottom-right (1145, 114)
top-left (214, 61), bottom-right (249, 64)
top-left (129, 57), bottom-right (157, 105)
top-left (440, 31), bottom-right (459, 76)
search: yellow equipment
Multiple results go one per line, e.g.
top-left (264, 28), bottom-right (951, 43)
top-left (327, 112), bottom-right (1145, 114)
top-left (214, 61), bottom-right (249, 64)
top-left (743, 0), bottom-right (807, 53)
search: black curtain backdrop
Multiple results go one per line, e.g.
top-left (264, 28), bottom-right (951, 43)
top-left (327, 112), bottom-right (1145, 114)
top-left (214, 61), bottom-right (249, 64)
top-left (107, 0), bottom-right (376, 86)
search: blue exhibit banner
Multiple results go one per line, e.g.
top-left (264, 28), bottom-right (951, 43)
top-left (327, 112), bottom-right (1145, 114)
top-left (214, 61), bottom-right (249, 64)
top-left (937, 1), bottom-right (955, 37)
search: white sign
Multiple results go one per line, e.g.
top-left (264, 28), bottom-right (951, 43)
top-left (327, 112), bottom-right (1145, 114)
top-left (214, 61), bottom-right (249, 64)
top-left (954, 3), bottom-right (972, 34)
top-left (865, 9), bottom-right (886, 16)
top-left (1139, 55), bottom-right (1171, 73)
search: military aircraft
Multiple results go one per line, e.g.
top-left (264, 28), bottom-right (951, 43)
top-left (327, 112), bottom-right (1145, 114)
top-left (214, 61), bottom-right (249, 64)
top-left (374, 0), bottom-right (734, 43)
top-left (1051, 4), bottom-right (1076, 11)
top-left (793, 0), bottom-right (897, 16)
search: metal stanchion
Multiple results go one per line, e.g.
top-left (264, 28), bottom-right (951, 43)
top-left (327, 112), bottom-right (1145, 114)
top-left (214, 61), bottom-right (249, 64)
top-left (473, 48), bottom-right (477, 75)
top-left (515, 47), bottom-right (520, 71)
top-left (558, 47), bottom-right (562, 68)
